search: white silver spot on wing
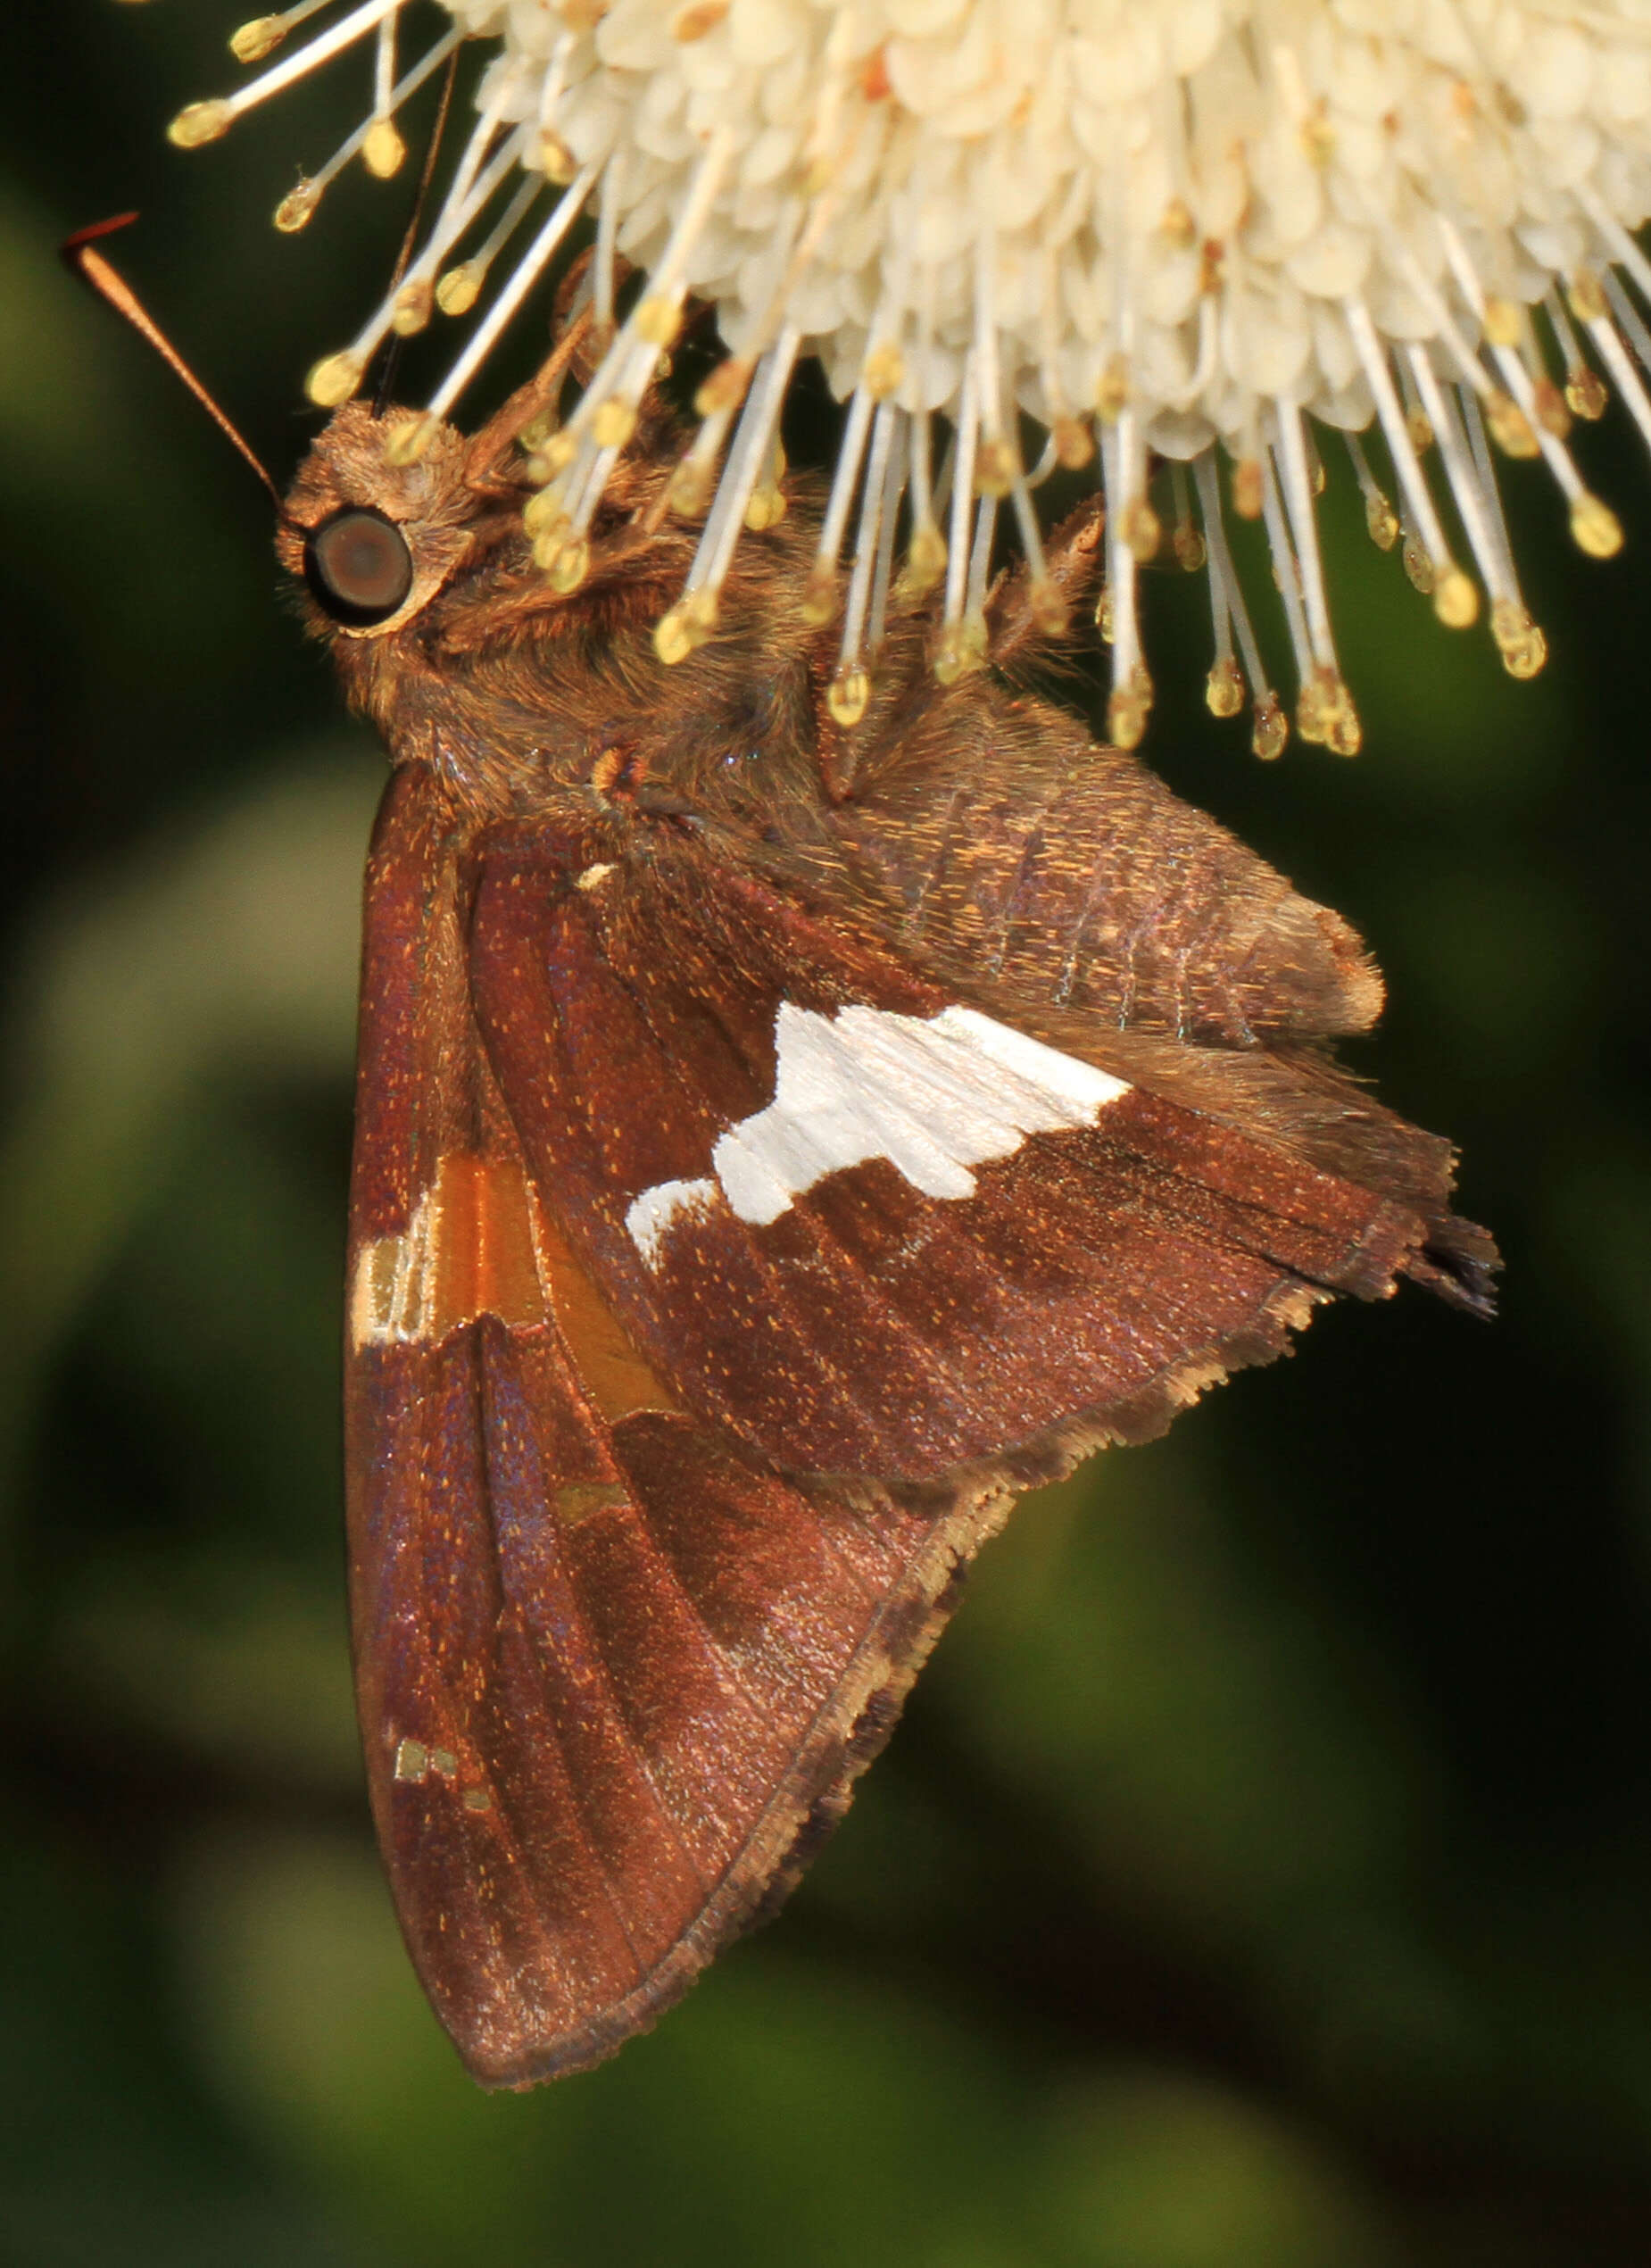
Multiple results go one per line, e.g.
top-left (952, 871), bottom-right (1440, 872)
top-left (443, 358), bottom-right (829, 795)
top-left (625, 1001), bottom-right (1131, 1269)
top-left (625, 1176), bottom-right (718, 1269)
top-left (351, 1185), bottom-right (440, 1350)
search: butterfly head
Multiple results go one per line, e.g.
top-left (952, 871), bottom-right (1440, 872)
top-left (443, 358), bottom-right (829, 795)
top-left (276, 403), bottom-right (500, 643)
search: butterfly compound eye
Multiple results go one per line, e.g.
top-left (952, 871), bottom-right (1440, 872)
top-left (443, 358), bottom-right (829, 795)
top-left (304, 507), bottom-right (414, 626)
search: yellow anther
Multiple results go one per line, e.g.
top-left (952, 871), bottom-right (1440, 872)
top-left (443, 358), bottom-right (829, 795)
top-left (1121, 497), bottom-right (1161, 562)
top-left (548, 538), bottom-right (590, 594)
top-left (801, 565), bottom-right (839, 626)
top-left (1251, 694), bottom-right (1288, 760)
top-left (653, 605), bottom-right (694, 666)
top-left (975, 437), bottom-right (1016, 497)
top-left (230, 15), bottom-right (285, 62)
top-left (1051, 415), bottom-right (1094, 469)
top-left (1323, 677), bottom-right (1362, 756)
top-left (1533, 378), bottom-right (1571, 438)
top-left (694, 360), bottom-right (751, 419)
top-left (932, 624), bottom-right (975, 685)
top-left (1173, 522), bottom-right (1206, 573)
top-left (1566, 368), bottom-right (1607, 420)
top-left (593, 399), bottom-right (638, 450)
top-left (168, 99), bottom-right (233, 148)
top-left (363, 118), bottom-right (405, 179)
top-left (1483, 295), bottom-right (1522, 347)
top-left (1094, 582), bottom-right (1114, 644)
top-left (1406, 405), bottom-right (1434, 454)
top-left (744, 484), bottom-right (787, 531)
top-left (306, 350), bottom-right (366, 409)
top-left (1567, 268), bottom-right (1608, 324)
top-left (902, 522), bottom-right (947, 596)
top-left (1206, 655), bottom-right (1244, 719)
top-left (524, 489), bottom-right (569, 538)
top-left (1570, 493), bottom-right (1623, 558)
top-left (1433, 567), bottom-right (1478, 628)
top-left (635, 296), bottom-right (682, 348)
top-left (1231, 457), bottom-right (1264, 520)
top-left (862, 344), bottom-right (904, 399)
top-left (1505, 622), bottom-right (1548, 678)
top-left (668, 460), bottom-right (714, 518)
top-left (436, 262), bottom-right (484, 317)
top-left (1491, 600), bottom-right (1547, 678)
top-left (1107, 669), bottom-right (1152, 752)
top-left (384, 414), bottom-right (436, 468)
top-left (1326, 707), bottom-right (1362, 759)
top-left (1401, 535), bottom-right (1434, 595)
top-left (1364, 490), bottom-right (1398, 551)
top-left (273, 180), bottom-right (320, 234)
top-left (542, 429), bottom-right (579, 475)
top-left (392, 280), bottom-right (434, 337)
top-left (1096, 353), bottom-right (1130, 423)
top-left (1299, 669), bottom-right (1357, 749)
top-left (1486, 391), bottom-right (1539, 457)
top-left (827, 665), bottom-right (871, 727)
top-left (540, 131), bottom-right (578, 186)
top-left (1159, 197), bottom-right (1196, 248)
top-left (1296, 676), bottom-right (1330, 745)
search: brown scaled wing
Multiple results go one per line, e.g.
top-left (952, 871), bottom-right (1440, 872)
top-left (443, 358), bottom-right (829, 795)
top-left (346, 762), bottom-right (1479, 2087)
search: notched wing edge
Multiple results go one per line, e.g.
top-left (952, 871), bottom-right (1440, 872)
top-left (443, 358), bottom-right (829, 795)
top-left (473, 1263), bottom-right (1345, 2089)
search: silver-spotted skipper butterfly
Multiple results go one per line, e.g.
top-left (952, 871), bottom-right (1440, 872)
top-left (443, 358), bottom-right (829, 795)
top-left (74, 222), bottom-right (1495, 2090)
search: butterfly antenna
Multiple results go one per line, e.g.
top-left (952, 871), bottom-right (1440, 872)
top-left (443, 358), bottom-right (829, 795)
top-left (63, 213), bottom-right (283, 509)
top-left (371, 44), bottom-right (461, 417)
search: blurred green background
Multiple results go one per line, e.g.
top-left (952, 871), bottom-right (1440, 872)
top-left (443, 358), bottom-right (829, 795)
top-left (4, 5), bottom-right (1651, 2264)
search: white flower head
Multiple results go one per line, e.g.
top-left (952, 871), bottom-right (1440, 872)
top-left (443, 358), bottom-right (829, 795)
top-left (171, 0), bottom-right (1651, 752)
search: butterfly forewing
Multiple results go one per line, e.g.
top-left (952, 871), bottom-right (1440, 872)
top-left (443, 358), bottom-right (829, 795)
top-left (346, 769), bottom-right (1019, 2084)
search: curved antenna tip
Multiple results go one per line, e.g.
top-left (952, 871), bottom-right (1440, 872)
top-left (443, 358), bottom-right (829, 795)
top-left (61, 212), bottom-right (283, 511)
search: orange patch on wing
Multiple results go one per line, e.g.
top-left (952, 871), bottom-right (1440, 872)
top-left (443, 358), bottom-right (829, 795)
top-left (351, 1151), bottom-right (546, 1348)
top-left (352, 1153), bottom-right (683, 1422)
top-left (529, 1194), bottom-right (684, 1424)
top-left (432, 1152), bottom-right (546, 1333)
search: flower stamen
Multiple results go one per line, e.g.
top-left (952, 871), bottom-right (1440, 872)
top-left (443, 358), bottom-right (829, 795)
top-left (427, 172), bottom-right (598, 428)
top-left (306, 118), bottom-right (525, 403)
top-left (231, 3), bottom-right (333, 68)
top-left (171, 0), bottom-right (401, 145)
top-left (274, 22), bottom-right (463, 230)
top-left (173, 0), bottom-right (1651, 758)
top-left (1399, 350), bottom-right (1484, 629)
top-left (436, 176), bottom-right (542, 317)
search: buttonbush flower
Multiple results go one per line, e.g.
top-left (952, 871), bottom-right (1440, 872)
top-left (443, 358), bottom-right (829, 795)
top-left (170, 0), bottom-right (1651, 752)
